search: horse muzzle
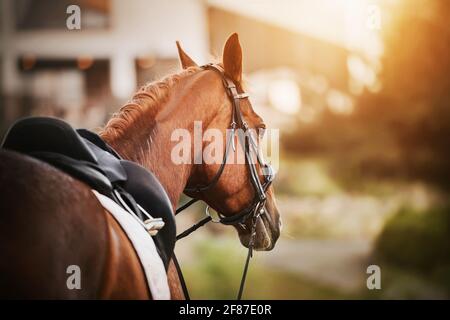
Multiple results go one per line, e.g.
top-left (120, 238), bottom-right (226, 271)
top-left (237, 205), bottom-right (281, 251)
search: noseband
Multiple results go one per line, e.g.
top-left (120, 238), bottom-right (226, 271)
top-left (174, 64), bottom-right (275, 300)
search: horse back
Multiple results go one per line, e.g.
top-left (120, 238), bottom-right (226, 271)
top-left (0, 150), bottom-right (148, 299)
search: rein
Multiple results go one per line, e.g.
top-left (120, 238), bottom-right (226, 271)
top-left (173, 64), bottom-right (274, 300)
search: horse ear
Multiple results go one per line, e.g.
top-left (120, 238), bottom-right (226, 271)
top-left (222, 33), bottom-right (242, 83)
top-left (176, 41), bottom-right (198, 69)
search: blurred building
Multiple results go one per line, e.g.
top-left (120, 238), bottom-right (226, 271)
top-left (0, 0), bottom-right (207, 130)
top-left (207, 4), bottom-right (358, 127)
top-left (1, 0), bottom-right (378, 133)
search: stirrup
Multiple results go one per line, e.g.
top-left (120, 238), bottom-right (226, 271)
top-left (113, 188), bottom-right (165, 236)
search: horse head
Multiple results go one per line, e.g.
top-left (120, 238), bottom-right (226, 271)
top-left (176, 34), bottom-right (281, 251)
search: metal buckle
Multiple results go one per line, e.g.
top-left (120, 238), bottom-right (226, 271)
top-left (144, 218), bottom-right (165, 236)
top-left (236, 93), bottom-right (249, 99)
top-left (264, 163), bottom-right (274, 182)
top-left (205, 205), bottom-right (222, 223)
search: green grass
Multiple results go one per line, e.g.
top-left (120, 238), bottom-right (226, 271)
top-left (178, 224), bottom-right (450, 299)
top-left (180, 239), bottom-right (353, 300)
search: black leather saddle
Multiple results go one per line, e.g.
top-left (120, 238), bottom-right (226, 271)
top-left (1, 117), bottom-right (175, 269)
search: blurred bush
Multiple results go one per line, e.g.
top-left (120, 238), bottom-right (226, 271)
top-left (374, 205), bottom-right (450, 291)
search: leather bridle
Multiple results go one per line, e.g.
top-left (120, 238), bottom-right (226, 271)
top-left (174, 63), bottom-right (275, 300)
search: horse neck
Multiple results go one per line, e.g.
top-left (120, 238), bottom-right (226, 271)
top-left (101, 72), bottom-right (220, 209)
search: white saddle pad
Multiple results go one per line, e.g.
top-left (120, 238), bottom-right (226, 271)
top-left (92, 190), bottom-right (170, 300)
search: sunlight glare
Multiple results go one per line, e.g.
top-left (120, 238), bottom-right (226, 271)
top-left (268, 79), bottom-right (301, 115)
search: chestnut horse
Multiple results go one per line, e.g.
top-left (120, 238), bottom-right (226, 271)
top-left (0, 34), bottom-right (281, 299)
